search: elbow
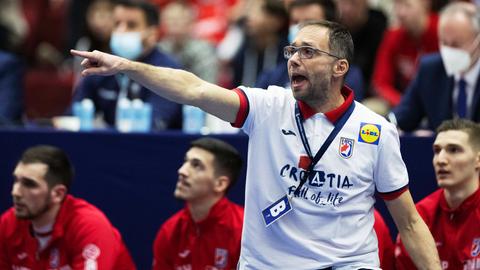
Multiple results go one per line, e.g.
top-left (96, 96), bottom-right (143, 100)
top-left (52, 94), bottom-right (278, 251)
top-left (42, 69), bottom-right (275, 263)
top-left (398, 213), bottom-right (422, 234)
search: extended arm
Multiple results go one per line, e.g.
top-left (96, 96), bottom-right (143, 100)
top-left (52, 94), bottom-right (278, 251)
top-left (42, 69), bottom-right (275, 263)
top-left (71, 49), bottom-right (240, 123)
top-left (385, 190), bottom-right (441, 270)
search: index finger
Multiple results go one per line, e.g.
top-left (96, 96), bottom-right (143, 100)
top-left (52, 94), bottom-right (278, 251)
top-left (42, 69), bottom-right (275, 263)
top-left (70, 49), bottom-right (94, 59)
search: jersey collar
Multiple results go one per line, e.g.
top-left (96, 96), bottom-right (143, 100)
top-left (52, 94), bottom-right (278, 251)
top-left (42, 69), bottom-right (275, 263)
top-left (297, 85), bottom-right (354, 123)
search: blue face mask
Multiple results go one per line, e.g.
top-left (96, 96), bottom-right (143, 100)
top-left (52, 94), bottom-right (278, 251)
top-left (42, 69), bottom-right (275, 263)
top-left (109, 31), bottom-right (143, 60)
top-left (288, 24), bottom-right (300, 44)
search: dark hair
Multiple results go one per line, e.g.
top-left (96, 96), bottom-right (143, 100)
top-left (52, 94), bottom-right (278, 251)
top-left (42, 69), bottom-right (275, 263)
top-left (436, 119), bottom-right (480, 150)
top-left (288, 0), bottom-right (338, 22)
top-left (263, 0), bottom-right (290, 33)
top-left (19, 145), bottom-right (74, 190)
top-left (113, 0), bottom-right (159, 26)
top-left (191, 137), bottom-right (243, 192)
top-left (300, 20), bottom-right (354, 64)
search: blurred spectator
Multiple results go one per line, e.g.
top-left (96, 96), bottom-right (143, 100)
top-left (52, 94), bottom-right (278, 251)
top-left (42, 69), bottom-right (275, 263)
top-left (394, 119), bottom-right (480, 270)
top-left (255, 0), bottom-right (365, 101)
top-left (390, 2), bottom-right (480, 132)
top-left (336, 0), bottom-right (387, 95)
top-left (0, 0), bottom-right (27, 53)
top-left (152, 0), bottom-right (239, 45)
top-left (152, 138), bottom-right (244, 270)
top-left (73, 0), bottom-right (114, 83)
top-left (72, 0), bottom-right (182, 131)
top-left (0, 145), bottom-right (136, 269)
top-left (0, 51), bottom-right (24, 126)
top-left (158, 1), bottom-right (218, 83)
top-left (74, 0), bottom-right (114, 55)
top-left (224, 0), bottom-right (289, 87)
top-left (372, 0), bottom-right (439, 108)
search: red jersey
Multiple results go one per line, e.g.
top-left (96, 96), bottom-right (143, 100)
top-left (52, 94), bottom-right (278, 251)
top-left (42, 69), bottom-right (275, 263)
top-left (153, 197), bottom-right (244, 270)
top-left (395, 188), bottom-right (480, 270)
top-left (372, 13), bottom-right (439, 106)
top-left (0, 195), bottom-right (136, 270)
top-left (374, 210), bottom-right (395, 270)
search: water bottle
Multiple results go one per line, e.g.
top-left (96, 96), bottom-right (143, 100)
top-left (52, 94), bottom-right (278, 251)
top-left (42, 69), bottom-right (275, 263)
top-left (131, 99), bottom-right (152, 132)
top-left (73, 99), bottom-right (95, 131)
top-left (182, 105), bottom-right (205, 133)
top-left (116, 98), bottom-right (133, 132)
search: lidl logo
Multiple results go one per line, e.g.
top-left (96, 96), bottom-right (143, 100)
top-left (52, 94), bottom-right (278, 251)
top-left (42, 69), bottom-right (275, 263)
top-left (358, 123), bottom-right (381, 145)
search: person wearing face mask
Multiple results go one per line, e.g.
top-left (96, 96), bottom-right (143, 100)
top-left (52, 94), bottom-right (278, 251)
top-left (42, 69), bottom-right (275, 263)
top-left (390, 2), bottom-right (480, 132)
top-left (71, 0), bottom-right (182, 131)
top-left (394, 119), bottom-right (480, 270)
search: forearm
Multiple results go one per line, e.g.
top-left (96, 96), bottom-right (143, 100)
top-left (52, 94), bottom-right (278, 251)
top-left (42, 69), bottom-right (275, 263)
top-left (121, 60), bottom-right (204, 105)
top-left (397, 214), bottom-right (441, 269)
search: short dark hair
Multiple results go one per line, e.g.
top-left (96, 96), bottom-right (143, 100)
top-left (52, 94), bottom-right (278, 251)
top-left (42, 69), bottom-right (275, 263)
top-left (191, 137), bottom-right (243, 192)
top-left (288, 0), bottom-right (338, 22)
top-left (300, 20), bottom-right (354, 64)
top-left (19, 145), bottom-right (74, 190)
top-left (436, 119), bottom-right (480, 150)
top-left (113, 0), bottom-right (159, 26)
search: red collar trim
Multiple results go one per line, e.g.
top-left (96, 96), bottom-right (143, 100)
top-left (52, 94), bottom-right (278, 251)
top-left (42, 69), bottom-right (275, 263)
top-left (184, 197), bottom-right (229, 225)
top-left (297, 86), bottom-right (355, 123)
top-left (439, 186), bottom-right (480, 213)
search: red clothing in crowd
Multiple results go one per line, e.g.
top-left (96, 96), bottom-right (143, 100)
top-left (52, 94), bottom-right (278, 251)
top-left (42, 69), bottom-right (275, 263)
top-left (395, 188), bottom-right (480, 270)
top-left (153, 197), bottom-right (244, 270)
top-left (372, 14), bottom-right (439, 106)
top-left (374, 209), bottom-right (395, 270)
top-left (0, 195), bottom-right (136, 270)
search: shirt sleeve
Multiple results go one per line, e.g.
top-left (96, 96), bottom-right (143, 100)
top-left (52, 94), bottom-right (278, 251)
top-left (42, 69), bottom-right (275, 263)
top-left (152, 225), bottom-right (174, 270)
top-left (374, 123), bottom-right (409, 197)
top-left (69, 216), bottom-right (131, 270)
top-left (232, 86), bottom-right (290, 134)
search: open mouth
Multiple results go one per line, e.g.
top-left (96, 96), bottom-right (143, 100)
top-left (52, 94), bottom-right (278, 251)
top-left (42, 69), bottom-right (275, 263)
top-left (291, 74), bottom-right (308, 88)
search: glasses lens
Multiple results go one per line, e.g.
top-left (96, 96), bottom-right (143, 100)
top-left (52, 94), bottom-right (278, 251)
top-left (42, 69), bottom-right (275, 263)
top-left (300, 47), bottom-right (315, 59)
top-left (284, 46), bottom-right (294, 59)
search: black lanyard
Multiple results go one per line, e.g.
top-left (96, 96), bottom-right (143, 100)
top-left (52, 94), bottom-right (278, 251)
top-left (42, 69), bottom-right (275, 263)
top-left (293, 101), bottom-right (355, 196)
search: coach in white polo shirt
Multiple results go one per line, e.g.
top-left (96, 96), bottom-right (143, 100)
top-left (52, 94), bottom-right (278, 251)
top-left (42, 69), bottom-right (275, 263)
top-left (72, 20), bottom-right (441, 269)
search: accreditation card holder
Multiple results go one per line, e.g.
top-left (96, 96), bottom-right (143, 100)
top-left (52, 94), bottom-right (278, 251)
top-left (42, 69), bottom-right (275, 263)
top-left (261, 195), bottom-right (293, 227)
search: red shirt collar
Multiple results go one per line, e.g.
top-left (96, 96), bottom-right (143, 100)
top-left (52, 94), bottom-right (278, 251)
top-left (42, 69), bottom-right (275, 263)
top-left (297, 85), bottom-right (354, 123)
top-left (439, 186), bottom-right (480, 213)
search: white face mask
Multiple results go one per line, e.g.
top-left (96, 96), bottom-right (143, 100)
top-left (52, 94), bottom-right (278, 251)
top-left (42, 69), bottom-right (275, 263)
top-left (440, 35), bottom-right (480, 76)
top-left (288, 24), bottom-right (300, 43)
top-left (440, 45), bottom-right (471, 76)
top-left (109, 31), bottom-right (143, 60)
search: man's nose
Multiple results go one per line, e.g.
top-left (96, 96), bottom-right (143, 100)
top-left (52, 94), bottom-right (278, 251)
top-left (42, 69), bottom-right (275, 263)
top-left (177, 162), bottom-right (189, 176)
top-left (11, 182), bottom-right (21, 197)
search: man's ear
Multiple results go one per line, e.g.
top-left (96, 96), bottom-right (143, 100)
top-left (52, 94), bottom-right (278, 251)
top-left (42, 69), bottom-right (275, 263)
top-left (333, 59), bottom-right (349, 78)
top-left (50, 185), bottom-right (67, 204)
top-left (214, 176), bottom-right (230, 194)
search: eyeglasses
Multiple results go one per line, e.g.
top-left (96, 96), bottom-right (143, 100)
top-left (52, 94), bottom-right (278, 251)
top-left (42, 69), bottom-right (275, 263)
top-left (283, 45), bottom-right (340, 60)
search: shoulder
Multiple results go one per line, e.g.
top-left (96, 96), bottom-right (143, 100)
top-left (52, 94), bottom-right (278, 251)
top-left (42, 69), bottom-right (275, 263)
top-left (415, 189), bottom-right (443, 217)
top-left (159, 208), bottom-right (189, 232)
top-left (61, 196), bottom-right (114, 233)
top-left (418, 53), bottom-right (444, 69)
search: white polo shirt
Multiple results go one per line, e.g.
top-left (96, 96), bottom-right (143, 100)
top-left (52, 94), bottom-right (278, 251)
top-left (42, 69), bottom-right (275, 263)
top-left (232, 85), bottom-right (408, 270)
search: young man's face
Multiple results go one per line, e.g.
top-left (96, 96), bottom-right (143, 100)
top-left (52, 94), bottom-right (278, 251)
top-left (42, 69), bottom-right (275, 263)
top-left (11, 162), bottom-right (52, 220)
top-left (433, 130), bottom-right (480, 189)
top-left (174, 147), bottom-right (220, 203)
